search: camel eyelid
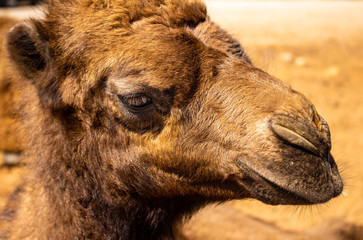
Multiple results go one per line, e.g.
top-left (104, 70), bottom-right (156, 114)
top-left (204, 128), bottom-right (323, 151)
top-left (118, 93), bottom-right (154, 112)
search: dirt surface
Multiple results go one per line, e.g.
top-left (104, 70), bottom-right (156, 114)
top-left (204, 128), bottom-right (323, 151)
top-left (1, 1), bottom-right (363, 239)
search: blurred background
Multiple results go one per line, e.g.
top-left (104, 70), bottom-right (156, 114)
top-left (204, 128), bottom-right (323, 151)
top-left (0, 0), bottom-right (39, 7)
top-left (1, 0), bottom-right (363, 239)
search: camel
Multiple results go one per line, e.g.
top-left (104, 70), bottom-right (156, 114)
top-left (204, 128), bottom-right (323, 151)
top-left (0, 0), bottom-right (343, 239)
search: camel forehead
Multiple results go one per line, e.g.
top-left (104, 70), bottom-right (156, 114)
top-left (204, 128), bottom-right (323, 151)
top-left (45, 0), bottom-right (207, 63)
top-left (107, 25), bottom-right (205, 91)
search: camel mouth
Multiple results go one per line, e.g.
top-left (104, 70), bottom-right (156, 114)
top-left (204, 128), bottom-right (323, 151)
top-left (234, 139), bottom-right (343, 205)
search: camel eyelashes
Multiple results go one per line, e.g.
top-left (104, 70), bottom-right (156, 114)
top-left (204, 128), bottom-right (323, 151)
top-left (118, 94), bottom-right (153, 112)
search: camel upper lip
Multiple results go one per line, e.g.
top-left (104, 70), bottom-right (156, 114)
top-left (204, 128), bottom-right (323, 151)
top-left (270, 114), bottom-right (330, 157)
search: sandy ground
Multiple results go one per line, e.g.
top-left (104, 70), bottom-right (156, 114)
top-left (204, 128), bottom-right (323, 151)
top-left (1, 1), bottom-right (363, 239)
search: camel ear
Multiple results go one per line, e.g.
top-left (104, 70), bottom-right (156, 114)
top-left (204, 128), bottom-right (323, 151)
top-left (7, 22), bottom-right (64, 109)
top-left (7, 22), bottom-right (50, 81)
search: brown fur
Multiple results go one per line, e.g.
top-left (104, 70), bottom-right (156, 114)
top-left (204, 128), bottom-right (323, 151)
top-left (0, 0), bottom-right (343, 239)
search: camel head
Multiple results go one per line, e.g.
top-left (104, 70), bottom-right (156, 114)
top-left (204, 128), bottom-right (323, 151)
top-left (6, 0), bottom-right (342, 207)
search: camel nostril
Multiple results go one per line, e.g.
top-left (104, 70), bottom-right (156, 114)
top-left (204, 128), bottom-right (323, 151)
top-left (270, 114), bottom-right (331, 157)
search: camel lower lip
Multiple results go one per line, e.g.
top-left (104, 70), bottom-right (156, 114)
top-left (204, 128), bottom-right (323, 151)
top-left (245, 175), bottom-right (311, 205)
top-left (247, 173), bottom-right (311, 205)
top-left (235, 158), bottom-right (312, 205)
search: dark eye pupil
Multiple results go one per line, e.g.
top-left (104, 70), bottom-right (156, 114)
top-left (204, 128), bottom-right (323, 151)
top-left (120, 94), bottom-right (153, 111)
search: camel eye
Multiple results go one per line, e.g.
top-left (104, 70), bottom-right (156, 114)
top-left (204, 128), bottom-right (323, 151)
top-left (119, 94), bottom-right (153, 111)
